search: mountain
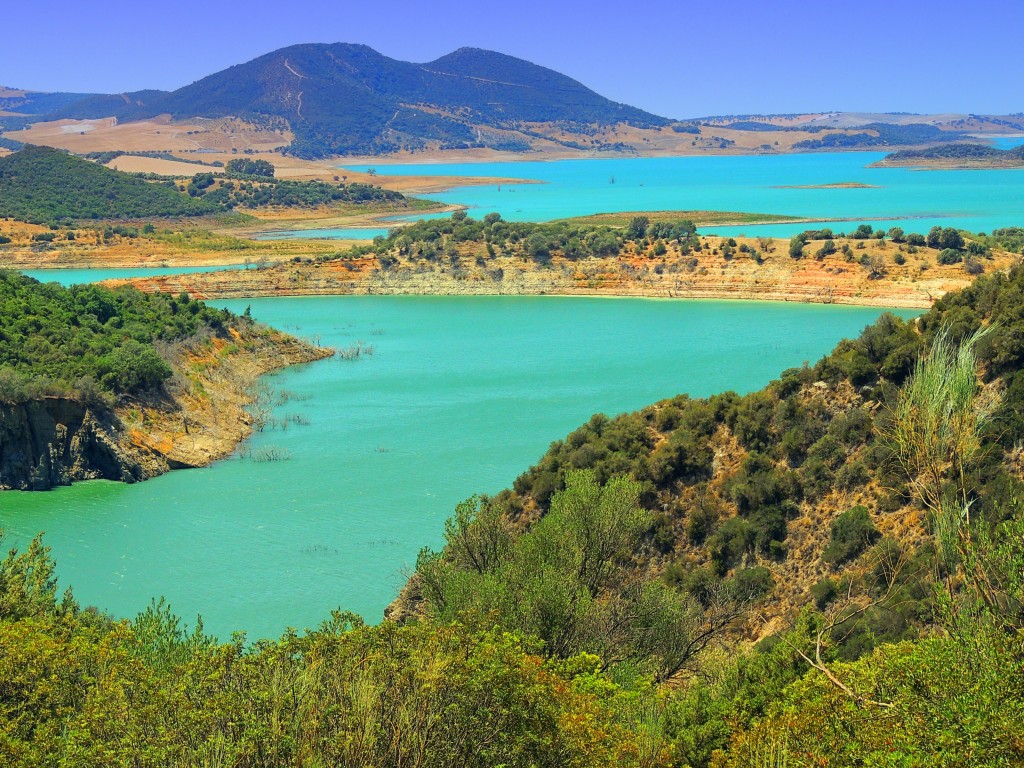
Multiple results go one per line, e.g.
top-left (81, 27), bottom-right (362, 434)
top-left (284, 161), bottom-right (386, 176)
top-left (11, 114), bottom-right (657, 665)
top-left (45, 43), bottom-right (671, 158)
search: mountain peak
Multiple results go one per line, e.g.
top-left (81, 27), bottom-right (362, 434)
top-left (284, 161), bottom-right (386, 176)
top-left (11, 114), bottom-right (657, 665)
top-left (28, 43), bottom-right (670, 159)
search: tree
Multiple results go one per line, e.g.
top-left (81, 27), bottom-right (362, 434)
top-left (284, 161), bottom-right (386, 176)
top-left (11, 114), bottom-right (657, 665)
top-left (865, 253), bottom-right (887, 278)
top-left (100, 341), bottom-right (172, 393)
top-left (626, 216), bottom-right (650, 240)
top-left (524, 233), bottom-right (552, 263)
top-left (823, 506), bottom-right (880, 565)
top-left (225, 158), bottom-right (275, 178)
top-left (939, 227), bottom-right (965, 251)
top-left (789, 233), bottom-right (808, 259)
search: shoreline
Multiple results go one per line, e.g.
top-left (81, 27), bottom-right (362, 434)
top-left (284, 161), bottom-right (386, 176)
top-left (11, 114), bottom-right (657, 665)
top-left (121, 326), bottom-right (335, 476)
top-left (105, 255), bottom-right (1003, 311)
top-left (0, 324), bottom-right (334, 491)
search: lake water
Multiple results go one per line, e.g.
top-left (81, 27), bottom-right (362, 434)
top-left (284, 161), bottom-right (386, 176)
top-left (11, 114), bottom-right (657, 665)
top-left (21, 264), bottom-right (245, 287)
top-left (0, 296), bottom-right (918, 640)
top-left (989, 136), bottom-right (1024, 150)
top-left (253, 228), bottom-right (385, 241)
top-left (341, 150), bottom-right (1024, 239)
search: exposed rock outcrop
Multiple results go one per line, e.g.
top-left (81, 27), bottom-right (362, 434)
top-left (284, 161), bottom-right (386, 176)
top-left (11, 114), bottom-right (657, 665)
top-left (0, 400), bottom-right (157, 490)
top-left (1, 327), bottom-right (332, 492)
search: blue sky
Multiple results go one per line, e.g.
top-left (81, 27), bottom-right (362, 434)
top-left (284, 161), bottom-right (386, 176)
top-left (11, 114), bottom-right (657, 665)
top-left (3, 0), bottom-right (1021, 117)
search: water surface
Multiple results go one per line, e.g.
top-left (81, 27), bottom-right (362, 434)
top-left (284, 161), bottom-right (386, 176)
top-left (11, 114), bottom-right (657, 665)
top-left (253, 228), bottom-right (388, 241)
top-left (342, 152), bottom-right (1024, 238)
top-left (20, 264), bottom-right (244, 287)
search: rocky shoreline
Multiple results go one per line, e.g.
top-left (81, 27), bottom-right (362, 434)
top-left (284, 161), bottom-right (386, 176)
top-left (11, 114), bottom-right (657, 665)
top-left (106, 242), bottom-right (1017, 310)
top-left (0, 326), bottom-right (332, 491)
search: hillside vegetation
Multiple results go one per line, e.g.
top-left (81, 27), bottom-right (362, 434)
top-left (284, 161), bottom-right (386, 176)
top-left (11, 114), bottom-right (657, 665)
top-left (0, 270), bottom-right (234, 402)
top-left (879, 142), bottom-right (1024, 167)
top-left (0, 270), bottom-right (331, 491)
top-left (791, 122), bottom-right (966, 150)
top-left (0, 145), bottom-right (214, 223)
top-left (404, 261), bottom-right (1024, 763)
top-left (110, 212), bottom-right (1018, 308)
top-left (0, 146), bottom-right (410, 225)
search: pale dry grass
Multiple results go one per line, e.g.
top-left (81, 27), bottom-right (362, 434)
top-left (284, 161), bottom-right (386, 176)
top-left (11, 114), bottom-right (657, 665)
top-left (105, 155), bottom-right (222, 176)
top-left (3, 115), bottom-right (288, 153)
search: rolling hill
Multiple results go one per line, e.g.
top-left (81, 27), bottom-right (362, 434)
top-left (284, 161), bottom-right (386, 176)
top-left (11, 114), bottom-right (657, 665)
top-left (0, 145), bottom-right (214, 222)
top-left (41, 44), bottom-right (670, 158)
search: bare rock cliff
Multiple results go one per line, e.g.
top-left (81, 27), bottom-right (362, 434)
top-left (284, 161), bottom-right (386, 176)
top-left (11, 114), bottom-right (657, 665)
top-left (0, 400), bottom-right (155, 491)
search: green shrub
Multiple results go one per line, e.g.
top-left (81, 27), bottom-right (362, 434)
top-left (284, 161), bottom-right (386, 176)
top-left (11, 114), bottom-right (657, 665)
top-left (811, 577), bottom-right (839, 609)
top-left (789, 233), bottom-right (808, 258)
top-left (822, 506), bottom-right (880, 565)
top-left (938, 248), bottom-right (963, 265)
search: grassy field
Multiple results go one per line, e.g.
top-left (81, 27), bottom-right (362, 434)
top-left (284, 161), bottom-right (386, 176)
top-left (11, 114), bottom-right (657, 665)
top-left (3, 115), bottom-right (287, 153)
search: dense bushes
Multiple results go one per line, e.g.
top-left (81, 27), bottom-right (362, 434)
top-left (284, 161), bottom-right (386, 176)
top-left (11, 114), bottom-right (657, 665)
top-left (224, 157), bottom-right (275, 177)
top-left (0, 536), bottom-right (656, 768)
top-left (418, 471), bottom-right (742, 682)
top-left (0, 146), bottom-right (214, 224)
top-left (372, 212), bottom-right (700, 267)
top-left (196, 175), bottom-right (405, 209)
top-left (822, 505), bottom-right (880, 564)
top-left (0, 271), bottom-right (233, 399)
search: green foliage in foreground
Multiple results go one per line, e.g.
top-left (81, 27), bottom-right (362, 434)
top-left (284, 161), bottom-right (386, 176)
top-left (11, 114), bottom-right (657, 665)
top-left (419, 471), bottom-right (765, 683)
top-left (0, 271), bottom-right (233, 401)
top-left (0, 535), bottom-right (664, 768)
top-left (0, 145), bottom-right (214, 224)
top-left (1, 507), bottom-right (1022, 766)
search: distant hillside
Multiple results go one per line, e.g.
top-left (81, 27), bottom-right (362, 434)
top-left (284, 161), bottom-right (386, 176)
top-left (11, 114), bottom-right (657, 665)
top-left (791, 122), bottom-right (967, 150)
top-left (46, 43), bottom-right (670, 158)
top-left (0, 88), bottom-right (99, 117)
top-left (43, 89), bottom-right (168, 119)
top-left (0, 145), bottom-right (213, 223)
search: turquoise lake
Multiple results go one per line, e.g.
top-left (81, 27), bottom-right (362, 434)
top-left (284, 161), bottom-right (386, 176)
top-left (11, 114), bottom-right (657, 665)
top-left (0, 296), bottom-right (918, 640)
top-left (253, 228), bottom-right (383, 241)
top-left (21, 264), bottom-right (245, 287)
top-left (343, 150), bottom-right (1024, 239)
